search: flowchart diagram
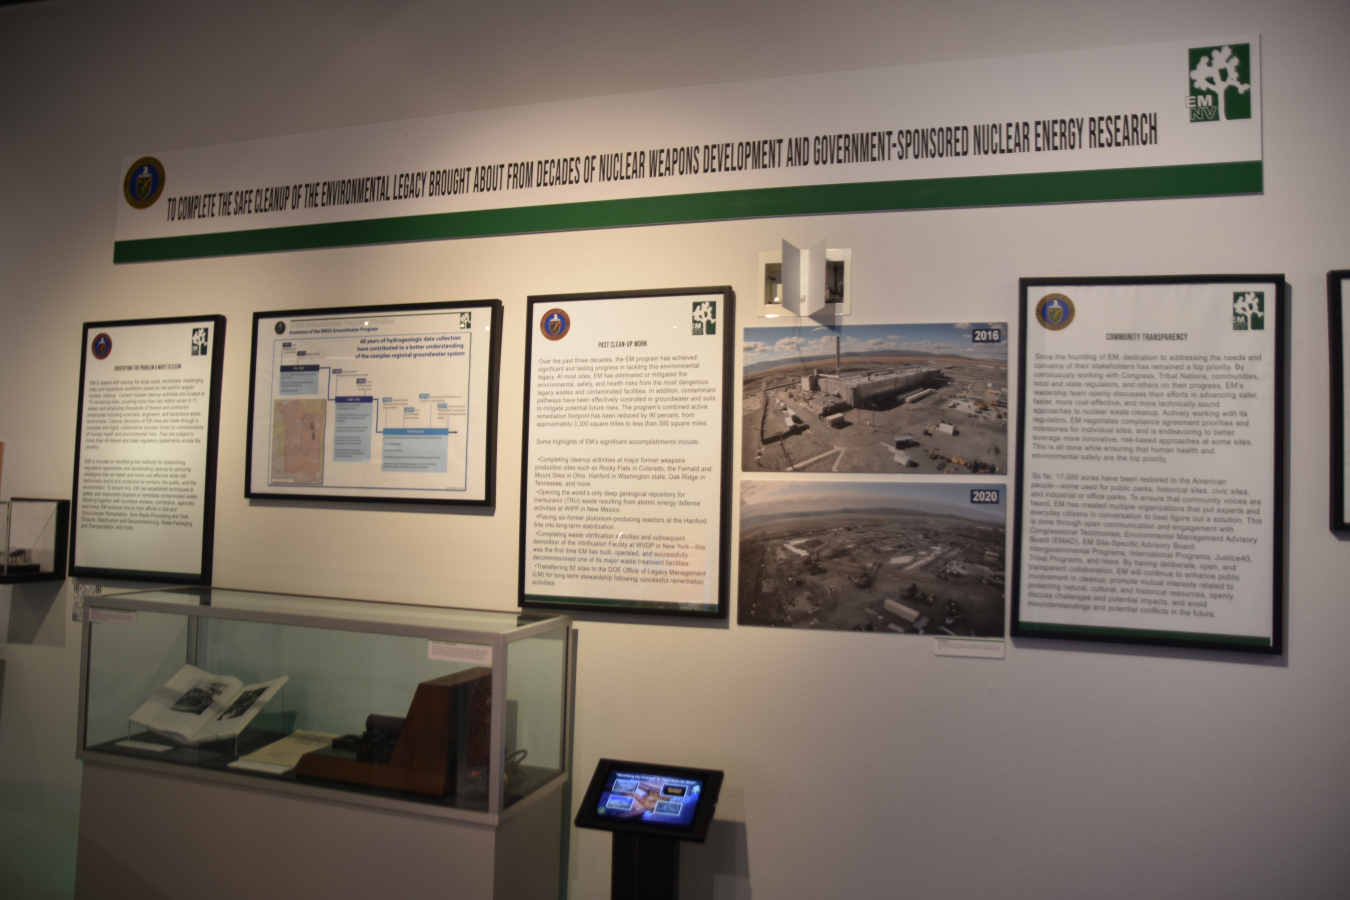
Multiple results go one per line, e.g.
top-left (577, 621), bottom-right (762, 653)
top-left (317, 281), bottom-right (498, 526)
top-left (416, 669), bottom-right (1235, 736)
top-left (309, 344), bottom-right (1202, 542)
top-left (265, 321), bottom-right (472, 492)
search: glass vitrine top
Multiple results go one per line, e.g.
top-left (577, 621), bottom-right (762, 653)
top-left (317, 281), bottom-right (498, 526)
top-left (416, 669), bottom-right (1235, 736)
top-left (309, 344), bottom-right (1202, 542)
top-left (95, 586), bottom-right (557, 637)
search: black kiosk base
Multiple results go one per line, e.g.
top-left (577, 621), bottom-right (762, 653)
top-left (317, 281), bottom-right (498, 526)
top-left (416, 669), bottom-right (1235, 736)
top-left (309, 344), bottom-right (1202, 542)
top-left (612, 831), bottom-right (681, 900)
top-left (576, 759), bottom-right (725, 900)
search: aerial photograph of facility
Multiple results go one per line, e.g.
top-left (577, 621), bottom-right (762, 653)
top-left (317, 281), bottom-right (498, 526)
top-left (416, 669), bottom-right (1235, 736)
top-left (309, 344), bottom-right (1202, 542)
top-left (738, 480), bottom-right (1006, 635)
top-left (742, 322), bottom-right (1008, 474)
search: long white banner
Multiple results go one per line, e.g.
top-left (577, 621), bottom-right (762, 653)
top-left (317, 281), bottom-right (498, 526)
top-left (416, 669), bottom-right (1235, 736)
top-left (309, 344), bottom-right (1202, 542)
top-left (115, 35), bottom-right (1261, 262)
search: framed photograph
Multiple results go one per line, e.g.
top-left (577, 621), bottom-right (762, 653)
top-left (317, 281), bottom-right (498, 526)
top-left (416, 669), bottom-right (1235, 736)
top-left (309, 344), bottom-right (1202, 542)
top-left (246, 300), bottom-right (502, 506)
top-left (1328, 271), bottom-right (1350, 531)
top-left (71, 315), bottom-right (226, 584)
top-left (742, 320), bottom-right (1007, 473)
top-left (1012, 275), bottom-right (1285, 653)
top-left (738, 480), bottom-right (1007, 636)
top-left (519, 287), bottom-right (735, 617)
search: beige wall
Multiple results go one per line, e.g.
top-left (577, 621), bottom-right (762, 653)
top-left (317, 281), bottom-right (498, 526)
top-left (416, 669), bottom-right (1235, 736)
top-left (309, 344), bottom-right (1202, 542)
top-left (3, 1), bottom-right (1349, 897)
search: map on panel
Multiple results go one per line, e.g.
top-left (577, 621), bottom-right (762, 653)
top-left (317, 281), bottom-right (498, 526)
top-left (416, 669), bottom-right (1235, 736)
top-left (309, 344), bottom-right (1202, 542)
top-left (271, 399), bottom-right (326, 485)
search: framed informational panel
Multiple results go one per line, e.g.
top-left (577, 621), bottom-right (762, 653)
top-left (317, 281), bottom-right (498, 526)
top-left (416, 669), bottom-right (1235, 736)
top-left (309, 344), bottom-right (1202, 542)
top-left (1328, 271), bottom-right (1350, 531)
top-left (1012, 276), bottom-right (1285, 653)
top-left (71, 315), bottom-right (226, 584)
top-left (246, 300), bottom-right (502, 506)
top-left (519, 287), bottom-right (734, 618)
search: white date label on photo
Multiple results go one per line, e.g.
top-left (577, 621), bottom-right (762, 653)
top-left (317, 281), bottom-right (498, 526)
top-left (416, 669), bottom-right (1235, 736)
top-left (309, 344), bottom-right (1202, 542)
top-left (428, 640), bottom-right (492, 666)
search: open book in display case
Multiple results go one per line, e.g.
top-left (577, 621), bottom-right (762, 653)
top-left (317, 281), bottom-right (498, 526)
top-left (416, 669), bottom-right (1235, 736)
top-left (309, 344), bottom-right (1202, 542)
top-left (77, 586), bottom-right (573, 824)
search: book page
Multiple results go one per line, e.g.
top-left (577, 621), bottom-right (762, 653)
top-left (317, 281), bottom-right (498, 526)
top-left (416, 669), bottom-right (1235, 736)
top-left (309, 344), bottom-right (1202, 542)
top-left (129, 665), bottom-right (218, 728)
top-left (131, 665), bottom-right (243, 743)
top-left (193, 676), bottom-right (288, 744)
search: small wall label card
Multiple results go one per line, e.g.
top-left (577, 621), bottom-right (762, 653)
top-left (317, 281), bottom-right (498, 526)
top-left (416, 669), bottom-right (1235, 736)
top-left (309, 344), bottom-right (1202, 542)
top-left (71, 316), bottom-right (226, 584)
top-left (519, 288), bottom-right (734, 618)
top-left (246, 301), bottom-right (502, 505)
top-left (1012, 276), bottom-right (1285, 653)
top-left (1327, 271), bottom-right (1350, 531)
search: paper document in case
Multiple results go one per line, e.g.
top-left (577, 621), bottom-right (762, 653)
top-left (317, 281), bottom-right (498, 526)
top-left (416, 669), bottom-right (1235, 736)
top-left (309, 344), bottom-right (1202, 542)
top-left (236, 731), bottom-right (340, 770)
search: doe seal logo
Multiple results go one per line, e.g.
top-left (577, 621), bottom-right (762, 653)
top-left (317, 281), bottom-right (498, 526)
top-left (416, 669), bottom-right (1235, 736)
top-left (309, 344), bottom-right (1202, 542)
top-left (91, 333), bottom-right (113, 360)
top-left (123, 157), bottom-right (165, 209)
top-left (540, 308), bottom-right (570, 341)
top-left (1035, 293), bottom-right (1075, 330)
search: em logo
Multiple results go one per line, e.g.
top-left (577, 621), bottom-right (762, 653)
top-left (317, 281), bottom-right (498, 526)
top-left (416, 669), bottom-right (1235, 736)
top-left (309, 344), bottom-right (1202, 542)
top-left (1188, 44), bottom-right (1251, 122)
top-left (1233, 292), bottom-right (1264, 331)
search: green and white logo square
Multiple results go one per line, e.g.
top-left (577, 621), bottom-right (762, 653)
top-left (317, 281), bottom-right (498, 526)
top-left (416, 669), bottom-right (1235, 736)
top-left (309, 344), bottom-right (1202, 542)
top-left (1233, 291), bottom-right (1264, 330)
top-left (191, 327), bottom-right (209, 356)
top-left (692, 300), bottom-right (717, 335)
top-left (459, 311), bottom-right (472, 329)
top-left (1188, 44), bottom-right (1251, 122)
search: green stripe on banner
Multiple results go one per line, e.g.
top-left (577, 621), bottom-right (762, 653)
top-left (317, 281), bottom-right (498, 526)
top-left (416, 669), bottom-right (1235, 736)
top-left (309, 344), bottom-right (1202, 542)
top-left (114, 160), bottom-right (1261, 263)
top-left (1017, 621), bottom-right (1271, 647)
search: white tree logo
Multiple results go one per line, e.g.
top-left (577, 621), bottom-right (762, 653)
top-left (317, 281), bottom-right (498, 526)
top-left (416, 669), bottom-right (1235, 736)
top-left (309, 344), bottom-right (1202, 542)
top-left (1191, 46), bottom-right (1250, 120)
top-left (692, 301), bottom-right (716, 335)
top-left (1233, 292), bottom-right (1263, 330)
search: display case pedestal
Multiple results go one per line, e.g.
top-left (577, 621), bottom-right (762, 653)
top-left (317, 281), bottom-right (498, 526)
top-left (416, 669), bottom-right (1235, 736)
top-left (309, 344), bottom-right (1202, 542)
top-left (74, 761), bottom-right (563, 900)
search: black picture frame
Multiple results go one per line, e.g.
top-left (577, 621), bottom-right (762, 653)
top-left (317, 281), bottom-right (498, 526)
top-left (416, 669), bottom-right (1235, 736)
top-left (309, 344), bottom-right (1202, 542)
top-left (574, 758), bottom-right (725, 844)
top-left (244, 300), bottom-right (502, 507)
top-left (70, 315), bottom-right (226, 585)
top-left (518, 287), bottom-right (735, 619)
top-left (1328, 271), bottom-right (1350, 532)
top-left (1011, 275), bottom-right (1285, 654)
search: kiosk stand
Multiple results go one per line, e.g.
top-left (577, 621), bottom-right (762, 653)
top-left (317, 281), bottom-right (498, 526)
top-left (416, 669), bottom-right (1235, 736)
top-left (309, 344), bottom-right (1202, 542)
top-left (575, 759), bottom-right (725, 900)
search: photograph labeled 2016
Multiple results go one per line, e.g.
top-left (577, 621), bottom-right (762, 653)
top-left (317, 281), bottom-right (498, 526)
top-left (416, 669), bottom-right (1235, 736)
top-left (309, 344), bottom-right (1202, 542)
top-left (738, 480), bottom-right (1006, 636)
top-left (742, 322), bottom-right (1008, 474)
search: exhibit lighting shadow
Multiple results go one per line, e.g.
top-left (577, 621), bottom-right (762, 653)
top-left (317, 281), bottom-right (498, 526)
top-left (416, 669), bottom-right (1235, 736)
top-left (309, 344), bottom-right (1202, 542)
top-left (245, 497), bottom-right (495, 517)
top-left (1009, 633), bottom-right (1288, 668)
top-left (563, 608), bottom-right (730, 630)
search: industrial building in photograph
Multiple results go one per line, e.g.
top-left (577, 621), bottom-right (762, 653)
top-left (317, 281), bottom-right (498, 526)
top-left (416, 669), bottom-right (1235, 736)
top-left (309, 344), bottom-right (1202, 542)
top-left (742, 322), bottom-right (1008, 474)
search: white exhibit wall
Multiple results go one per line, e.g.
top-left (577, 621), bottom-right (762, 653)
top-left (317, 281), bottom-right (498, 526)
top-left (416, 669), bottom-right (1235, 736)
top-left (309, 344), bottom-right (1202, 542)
top-left (2, 1), bottom-right (1349, 898)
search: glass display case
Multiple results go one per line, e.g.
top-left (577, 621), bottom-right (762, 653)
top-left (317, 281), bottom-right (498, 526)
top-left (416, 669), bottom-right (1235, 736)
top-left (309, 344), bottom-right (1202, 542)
top-left (1, 498), bottom-right (69, 583)
top-left (77, 586), bottom-right (572, 824)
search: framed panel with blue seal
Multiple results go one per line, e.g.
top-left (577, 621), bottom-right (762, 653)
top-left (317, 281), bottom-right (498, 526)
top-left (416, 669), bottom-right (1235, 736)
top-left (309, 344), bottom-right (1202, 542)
top-left (71, 315), bottom-right (226, 584)
top-left (245, 300), bottom-right (502, 506)
top-left (519, 287), bottom-right (735, 618)
top-left (1013, 275), bottom-right (1286, 653)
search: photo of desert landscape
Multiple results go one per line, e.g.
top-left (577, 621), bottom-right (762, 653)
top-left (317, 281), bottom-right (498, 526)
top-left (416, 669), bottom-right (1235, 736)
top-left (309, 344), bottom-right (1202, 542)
top-left (743, 323), bottom-right (1008, 474)
top-left (738, 479), bottom-right (1006, 635)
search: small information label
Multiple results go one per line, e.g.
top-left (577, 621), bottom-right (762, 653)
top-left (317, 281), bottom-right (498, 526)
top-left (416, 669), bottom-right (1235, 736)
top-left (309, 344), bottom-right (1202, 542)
top-left (934, 638), bottom-right (1006, 659)
top-left (89, 608), bottom-right (137, 626)
top-left (428, 640), bottom-right (493, 666)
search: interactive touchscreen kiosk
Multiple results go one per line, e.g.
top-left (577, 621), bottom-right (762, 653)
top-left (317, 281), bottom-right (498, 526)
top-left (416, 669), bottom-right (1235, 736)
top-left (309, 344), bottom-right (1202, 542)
top-left (576, 759), bottom-right (724, 900)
